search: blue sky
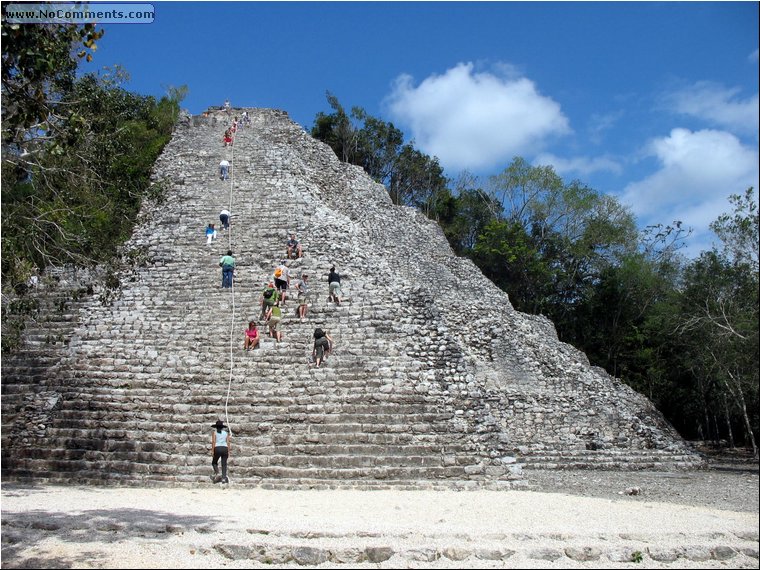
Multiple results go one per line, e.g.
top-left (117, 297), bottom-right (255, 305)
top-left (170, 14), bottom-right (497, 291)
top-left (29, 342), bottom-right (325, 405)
top-left (88, 1), bottom-right (759, 255)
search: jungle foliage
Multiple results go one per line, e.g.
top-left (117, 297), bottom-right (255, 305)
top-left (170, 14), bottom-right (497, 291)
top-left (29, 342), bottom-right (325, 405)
top-left (312, 94), bottom-right (759, 454)
top-left (1, 10), bottom-right (185, 287)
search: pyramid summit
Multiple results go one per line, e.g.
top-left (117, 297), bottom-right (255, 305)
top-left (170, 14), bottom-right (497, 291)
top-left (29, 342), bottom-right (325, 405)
top-left (1, 107), bottom-right (703, 487)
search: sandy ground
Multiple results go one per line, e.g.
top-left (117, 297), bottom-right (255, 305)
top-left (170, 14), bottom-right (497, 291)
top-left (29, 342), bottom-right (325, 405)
top-left (1, 467), bottom-right (758, 569)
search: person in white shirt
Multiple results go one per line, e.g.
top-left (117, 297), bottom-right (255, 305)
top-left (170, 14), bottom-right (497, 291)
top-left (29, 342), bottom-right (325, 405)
top-left (219, 209), bottom-right (231, 230)
top-left (273, 260), bottom-right (291, 305)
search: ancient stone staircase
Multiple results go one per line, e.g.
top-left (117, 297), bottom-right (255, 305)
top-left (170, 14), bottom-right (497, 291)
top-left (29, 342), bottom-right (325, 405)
top-left (1, 108), bottom-right (703, 487)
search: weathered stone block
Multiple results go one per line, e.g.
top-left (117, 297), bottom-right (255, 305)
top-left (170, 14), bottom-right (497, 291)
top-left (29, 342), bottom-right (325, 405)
top-left (403, 548), bottom-right (440, 562)
top-left (214, 544), bottom-right (255, 560)
top-left (365, 546), bottom-right (394, 562)
top-left (292, 546), bottom-right (330, 566)
top-left (647, 547), bottom-right (680, 562)
top-left (441, 547), bottom-right (471, 561)
top-left (529, 548), bottom-right (564, 561)
top-left (565, 546), bottom-right (601, 561)
top-left (711, 546), bottom-right (736, 560)
top-left (682, 546), bottom-right (711, 561)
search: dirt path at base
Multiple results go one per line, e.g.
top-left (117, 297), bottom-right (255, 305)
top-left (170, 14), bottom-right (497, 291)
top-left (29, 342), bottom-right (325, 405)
top-left (2, 470), bottom-right (758, 569)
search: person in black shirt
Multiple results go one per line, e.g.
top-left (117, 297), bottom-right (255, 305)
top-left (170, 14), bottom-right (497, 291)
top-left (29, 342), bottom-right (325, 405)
top-left (328, 266), bottom-right (342, 305)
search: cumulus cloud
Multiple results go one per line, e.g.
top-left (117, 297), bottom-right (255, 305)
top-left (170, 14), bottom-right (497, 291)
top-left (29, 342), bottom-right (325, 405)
top-left (664, 81), bottom-right (759, 136)
top-left (619, 128), bottom-right (759, 252)
top-left (385, 62), bottom-right (570, 171)
top-left (533, 153), bottom-right (623, 177)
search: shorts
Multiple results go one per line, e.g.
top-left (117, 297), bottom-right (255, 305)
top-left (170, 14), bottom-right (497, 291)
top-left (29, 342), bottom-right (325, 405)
top-left (274, 278), bottom-right (288, 291)
top-left (329, 282), bottom-right (341, 296)
top-left (269, 317), bottom-right (282, 332)
top-left (298, 294), bottom-right (309, 306)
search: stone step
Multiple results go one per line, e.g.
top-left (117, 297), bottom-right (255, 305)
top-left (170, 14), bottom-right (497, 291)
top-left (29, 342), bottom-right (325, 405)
top-left (40, 413), bottom-right (461, 435)
top-left (3, 457), bottom-right (492, 482)
top-left (520, 454), bottom-right (704, 468)
top-left (49, 401), bottom-right (443, 419)
top-left (3, 471), bottom-right (521, 490)
top-left (12, 439), bottom-right (471, 460)
top-left (36, 427), bottom-right (467, 447)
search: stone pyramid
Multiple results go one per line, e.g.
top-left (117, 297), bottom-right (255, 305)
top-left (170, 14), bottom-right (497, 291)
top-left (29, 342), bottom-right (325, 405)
top-left (1, 108), bottom-right (702, 487)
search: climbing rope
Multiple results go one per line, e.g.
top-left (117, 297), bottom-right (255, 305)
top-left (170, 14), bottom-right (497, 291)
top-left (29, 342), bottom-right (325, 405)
top-left (223, 115), bottom-right (238, 437)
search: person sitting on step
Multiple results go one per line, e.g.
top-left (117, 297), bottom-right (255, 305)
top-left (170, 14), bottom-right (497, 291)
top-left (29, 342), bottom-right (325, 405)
top-left (211, 419), bottom-right (231, 484)
top-left (328, 266), bottom-right (342, 305)
top-left (311, 328), bottom-right (334, 368)
top-left (260, 282), bottom-right (279, 319)
top-left (286, 233), bottom-right (303, 259)
top-left (273, 260), bottom-right (290, 305)
top-left (243, 321), bottom-right (260, 351)
top-left (222, 128), bottom-right (233, 147)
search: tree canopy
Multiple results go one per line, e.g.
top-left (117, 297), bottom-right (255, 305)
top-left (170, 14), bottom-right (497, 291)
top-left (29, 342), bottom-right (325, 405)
top-left (1, 10), bottom-right (185, 287)
top-left (311, 94), bottom-right (759, 453)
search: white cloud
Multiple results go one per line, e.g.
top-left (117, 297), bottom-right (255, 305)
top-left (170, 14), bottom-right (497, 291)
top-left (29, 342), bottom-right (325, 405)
top-left (619, 128), bottom-right (759, 253)
top-left (385, 62), bottom-right (570, 171)
top-left (664, 81), bottom-right (759, 136)
top-left (533, 153), bottom-right (623, 177)
top-left (587, 111), bottom-right (623, 145)
top-left (750, 49), bottom-right (759, 63)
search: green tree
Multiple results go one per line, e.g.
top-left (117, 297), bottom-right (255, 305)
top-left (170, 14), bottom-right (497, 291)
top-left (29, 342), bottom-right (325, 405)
top-left (1, 68), bottom-right (185, 285)
top-left (311, 92), bottom-right (360, 164)
top-left (311, 93), bottom-right (449, 216)
top-left (472, 219), bottom-right (552, 313)
top-left (435, 174), bottom-right (502, 255)
top-left (389, 144), bottom-right (446, 214)
top-left (674, 192), bottom-right (759, 455)
top-left (352, 107), bottom-right (404, 186)
top-left (478, 158), bottom-right (637, 329)
top-left (710, 188), bottom-right (759, 272)
top-left (1, 5), bottom-right (104, 148)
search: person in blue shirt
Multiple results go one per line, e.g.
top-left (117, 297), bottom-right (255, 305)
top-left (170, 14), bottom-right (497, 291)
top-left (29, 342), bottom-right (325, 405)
top-left (205, 223), bottom-right (217, 245)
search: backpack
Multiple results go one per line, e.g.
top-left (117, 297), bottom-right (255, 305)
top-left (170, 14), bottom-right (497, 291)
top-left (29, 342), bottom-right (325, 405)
top-left (263, 288), bottom-right (278, 306)
top-left (274, 267), bottom-right (283, 278)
